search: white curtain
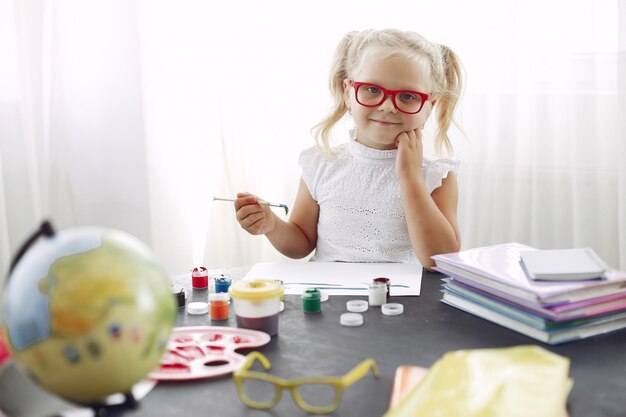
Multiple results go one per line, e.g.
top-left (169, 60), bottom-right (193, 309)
top-left (0, 0), bottom-right (151, 279)
top-left (1, 0), bottom-right (624, 284)
top-left (619, 0), bottom-right (626, 270)
top-left (458, 1), bottom-right (623, 266)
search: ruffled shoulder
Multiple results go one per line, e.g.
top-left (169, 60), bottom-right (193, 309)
top-left (298, 145), bottom-right (346, 200)
top-left (298, 145), bottom-right (323, 170)
top-left (422, 157), bottom-right (461, 194)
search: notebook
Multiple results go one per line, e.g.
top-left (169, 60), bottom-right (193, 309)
top-left (520, 248), bottom-right (608, 281)
top-left (431, 243), bottom-right (626, 304)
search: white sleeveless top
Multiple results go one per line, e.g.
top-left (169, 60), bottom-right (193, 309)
top-left (299, 135), bottom-right (460, 264)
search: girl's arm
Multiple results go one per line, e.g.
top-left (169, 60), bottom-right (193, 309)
top-left (400, 173), bottom-right (461, 269)
top-left (395, 129), bottom-right (461, 269)
top-left (234, 178), bottom-right (319, 259)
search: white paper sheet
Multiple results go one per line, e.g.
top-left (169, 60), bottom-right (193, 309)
top-left (242, 262), bottom-right (422, 296)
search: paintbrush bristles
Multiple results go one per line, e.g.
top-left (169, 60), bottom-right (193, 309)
top-left (212, 196), bottom-right (289, 215)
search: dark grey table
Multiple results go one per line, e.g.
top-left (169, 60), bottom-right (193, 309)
top-left (121, 268), bottom-right (626, 417)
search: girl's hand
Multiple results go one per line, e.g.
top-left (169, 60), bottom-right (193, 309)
top-left (395, 128), bottom-right (424, 180)
top-left (234, 192), bottom-right (276, 235)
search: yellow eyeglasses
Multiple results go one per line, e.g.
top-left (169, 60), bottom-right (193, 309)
top-left (232, 351), bottom-right (379, 414)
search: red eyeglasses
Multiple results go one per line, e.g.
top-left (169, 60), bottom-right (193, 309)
top-left (352, 81), bottom-right (429, 114)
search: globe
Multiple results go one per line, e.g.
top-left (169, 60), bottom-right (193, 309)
top-left (1, 223), bottom-right (177, 404)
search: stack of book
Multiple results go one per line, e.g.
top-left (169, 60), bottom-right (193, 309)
top-left (432, 243), bottom-right (626, 344)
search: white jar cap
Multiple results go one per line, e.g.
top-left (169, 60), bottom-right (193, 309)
top-left (346, 300), bottom-right (368, 313)
top-left (381, 303), bottom-right (404, 316)
top-left (187, 302), bottom-right (209, 315)
top-left (340, 312), bottom-right (364, 327)
top-left (209, 293), bottom-right (230, 302)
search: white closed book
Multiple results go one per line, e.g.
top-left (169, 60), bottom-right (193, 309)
top-left (520, 248), bottom-right (609, 281)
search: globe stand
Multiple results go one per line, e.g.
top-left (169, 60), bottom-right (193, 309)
top-left (8, 220), bottom-right (55, 274)
top-left (87, 391), bottom-right (138, 417)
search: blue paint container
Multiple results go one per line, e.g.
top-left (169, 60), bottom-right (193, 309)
top-left (214, 275), bottom-right (232, 293)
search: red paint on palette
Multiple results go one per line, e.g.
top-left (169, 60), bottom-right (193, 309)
top-left (149, 326), bottom-right (271, 381)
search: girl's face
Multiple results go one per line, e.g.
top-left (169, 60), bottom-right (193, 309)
top-left (344, 53), bottom-right (434, 150)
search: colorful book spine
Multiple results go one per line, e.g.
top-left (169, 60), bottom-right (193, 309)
top-left (433, 243), bottom-right (626, 344)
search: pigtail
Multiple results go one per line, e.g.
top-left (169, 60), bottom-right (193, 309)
top-left (311, 31), bottom-right (358, 156)
top-left (434, 44), bottom-right (464, 156)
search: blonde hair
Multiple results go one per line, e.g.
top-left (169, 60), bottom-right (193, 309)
top-left (312, 29), bottom-right (464, 156)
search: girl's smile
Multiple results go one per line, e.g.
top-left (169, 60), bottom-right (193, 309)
top-left (370, 118), bottom-right (402, 126)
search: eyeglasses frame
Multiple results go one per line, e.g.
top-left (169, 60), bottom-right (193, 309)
top-left (351, 81), bottom-right (430, 114)
top-left (232, 351), bottom-right (379, 414)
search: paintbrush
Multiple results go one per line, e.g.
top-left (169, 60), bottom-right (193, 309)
top-left (213, 196), bottom-right (289, 215)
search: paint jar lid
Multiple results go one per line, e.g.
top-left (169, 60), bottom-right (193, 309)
top-left (192, 267), bottom-right (208, 277)
top-left (381, 303), bottom-right (404, 316)
top-left (369, 282), bottom-right (386, 292)
top-left (209, 293), bottom-right (230, 302)
top-left (346, 300), bottom-right (368, 313)
top-left (215, 275), bottom-right (231, 282)
top-left (340, 313), bottom-right (364, 327)
top-left (302, 288), bottom-right (321, 300)
top-left (229, 279), bottom-right (282, 301)
top-left (187, 302), bottom-right (209, 315)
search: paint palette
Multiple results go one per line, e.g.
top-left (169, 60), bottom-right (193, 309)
top-left (149, 326), bottom-right (271, 381)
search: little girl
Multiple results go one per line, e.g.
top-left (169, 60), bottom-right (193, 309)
top-left (234, 29), bottom-right (463, 269)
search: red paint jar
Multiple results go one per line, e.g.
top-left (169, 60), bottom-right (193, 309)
top-left (192, 267), bottom-right (208, 289)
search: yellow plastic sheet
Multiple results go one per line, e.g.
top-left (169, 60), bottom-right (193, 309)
top-left (385, 345), bottom-right (572, 417)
